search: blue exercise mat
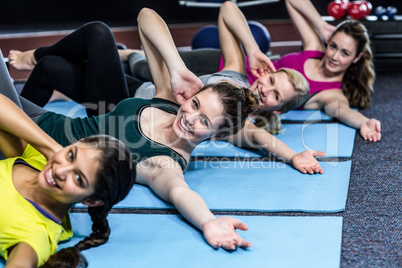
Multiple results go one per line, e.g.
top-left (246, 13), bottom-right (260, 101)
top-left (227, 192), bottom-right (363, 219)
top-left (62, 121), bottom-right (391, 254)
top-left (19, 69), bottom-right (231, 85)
top-left (279, 108), bottom-right (358, 121)
top-left (192, 123), bottom-right (356, 158)
top-left (280, 109), bottom-right (333, 121)
top-left (44, 100), bottom-right (88, 118)
top-left (76, 160), bottom-right (351, 212)
top-left (54, 214), bottom-right (343, 268)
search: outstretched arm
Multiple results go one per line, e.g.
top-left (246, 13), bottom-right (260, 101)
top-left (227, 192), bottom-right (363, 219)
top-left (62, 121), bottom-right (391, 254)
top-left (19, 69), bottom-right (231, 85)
top-left (0, 94), bottom-right (61, 158)
top-left (306, 90), bottom-right (381, 142)
top-left (136, 156), bottom-right (252, 250)
top-left (137, 8), bottom-right (203, 104)
top-left (285, 0), bottom-right (336, 50)
top-left (218, 1), bottom-right (275, 77)
top-left (228, 120), bottom-right (325, 174)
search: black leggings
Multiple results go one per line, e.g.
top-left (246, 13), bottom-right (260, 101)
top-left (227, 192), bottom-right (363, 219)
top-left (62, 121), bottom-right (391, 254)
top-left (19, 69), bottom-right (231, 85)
top-left (20, 21), bottom-right (143, 117)
top-left (128, 48), bottom-right (222, 82)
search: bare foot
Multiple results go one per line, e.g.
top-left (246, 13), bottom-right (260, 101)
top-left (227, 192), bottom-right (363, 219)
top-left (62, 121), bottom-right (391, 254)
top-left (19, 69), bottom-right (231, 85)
top-left (8, 50), bottom-right (37, 71)
top-left (118, 49), bottom-right (144, 62)
top-left (49, 90), bottom-right (72, 103)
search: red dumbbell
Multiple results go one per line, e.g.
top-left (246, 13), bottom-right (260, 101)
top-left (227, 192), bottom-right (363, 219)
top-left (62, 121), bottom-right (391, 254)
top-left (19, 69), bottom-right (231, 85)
top-left (328, 0), bottom-right (348, 20)
top-left (362, 1), bottom-right (372, 16)
top-left (347, 1), bottom-right (368, 20)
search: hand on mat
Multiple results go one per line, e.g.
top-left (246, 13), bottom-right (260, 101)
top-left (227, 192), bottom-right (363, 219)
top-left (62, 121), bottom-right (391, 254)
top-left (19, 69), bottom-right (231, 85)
top-left (170, 67), bottom-right (203, 105)
top-left (248, 50), bottom-right (276, 77)
top-left (360, 118), bottom-right (381, 142)
top-left (202, 216), bottom-right (252, 250)
top-left (291, 150), bottom-right (326, 174)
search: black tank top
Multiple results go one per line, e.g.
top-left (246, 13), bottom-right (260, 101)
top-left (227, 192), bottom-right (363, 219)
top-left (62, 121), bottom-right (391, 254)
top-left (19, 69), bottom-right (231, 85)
top-left (38, 98), bottom-right (187, 171)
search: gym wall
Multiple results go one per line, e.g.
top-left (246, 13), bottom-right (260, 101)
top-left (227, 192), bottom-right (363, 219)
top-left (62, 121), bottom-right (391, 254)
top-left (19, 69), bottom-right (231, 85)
top-left (0, 0), bottom-right (401, 33)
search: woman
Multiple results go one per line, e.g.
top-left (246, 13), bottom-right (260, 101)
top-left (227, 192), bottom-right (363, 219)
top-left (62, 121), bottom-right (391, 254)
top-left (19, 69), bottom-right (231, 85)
top-left (267, 0), bottom-right (380, 142)
top-left (125, 0), bottom-right (381, 142)
top-left (6, 8), bottom-right (325, 249)
top-left (0, 67), bottom-right (135, 266)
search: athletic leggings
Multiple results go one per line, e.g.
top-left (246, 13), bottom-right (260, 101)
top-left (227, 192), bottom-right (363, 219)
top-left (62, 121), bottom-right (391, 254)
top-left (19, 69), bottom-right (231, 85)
top-left (128, 48), bottom-right (222, 82)
top-left (0, 51), bottom-right (46, 123)
top-left (20, 21), bottom-right (144, 117)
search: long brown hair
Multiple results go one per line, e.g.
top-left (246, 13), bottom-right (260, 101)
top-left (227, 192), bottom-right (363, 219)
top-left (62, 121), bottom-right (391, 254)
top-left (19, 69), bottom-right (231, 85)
top-left (333, 20), bottom-right (375, 109)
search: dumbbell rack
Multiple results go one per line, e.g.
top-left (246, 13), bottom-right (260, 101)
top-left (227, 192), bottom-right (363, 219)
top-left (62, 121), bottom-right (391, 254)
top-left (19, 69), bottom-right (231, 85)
top-left (327, 15), bottom-right (402, 73)
top-left (362, 16), bottom-right (402, 72)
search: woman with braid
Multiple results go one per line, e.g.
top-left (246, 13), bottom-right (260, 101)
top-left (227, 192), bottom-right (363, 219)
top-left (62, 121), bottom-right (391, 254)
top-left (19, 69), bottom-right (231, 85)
top-left (0, 89), bottom-right (135, 267)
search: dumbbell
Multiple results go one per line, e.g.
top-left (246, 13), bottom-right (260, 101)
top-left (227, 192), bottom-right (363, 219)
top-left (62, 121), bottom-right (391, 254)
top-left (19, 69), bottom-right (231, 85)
top-left (328, 0), bottom-right (348, 20)
top-left (347, 1), bottom-right (368, 20)
top-left (375, 6), bottom-right (398, 20)
top-left (387, 6), bottom-right (398, 20)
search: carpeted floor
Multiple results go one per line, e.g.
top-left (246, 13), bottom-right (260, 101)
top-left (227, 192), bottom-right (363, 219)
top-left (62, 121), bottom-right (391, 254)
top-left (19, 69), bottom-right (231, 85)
top-left (338, 73), bottom-right (401, 267)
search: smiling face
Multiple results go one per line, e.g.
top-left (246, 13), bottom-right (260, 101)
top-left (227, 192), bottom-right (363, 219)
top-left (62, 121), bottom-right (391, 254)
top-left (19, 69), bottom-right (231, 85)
top-left (173, 88), bottom-right (224, 144)
top-left (253, 72), bottom-right (295, 113)
top-left (38, 143), bottom-right (102, 205)
top-left (325, 31), bottom-right (361, 74)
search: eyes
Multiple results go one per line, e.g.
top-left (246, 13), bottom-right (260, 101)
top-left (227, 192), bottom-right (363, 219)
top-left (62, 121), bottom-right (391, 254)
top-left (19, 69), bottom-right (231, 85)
top-left (274, 92), bottom-right (280, 102)
top-left (68, 150), bottom-right (84, 186)
top-left (192, 100), bottom-right (209, 126)
top-left (268, 76), bottom-right (280, 102)
top-left (329, 43), bottom-right (352, 57)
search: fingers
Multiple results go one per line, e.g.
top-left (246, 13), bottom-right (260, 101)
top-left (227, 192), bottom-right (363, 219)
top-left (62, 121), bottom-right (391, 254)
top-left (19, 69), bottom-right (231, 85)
top-left (313, 164), bottom-right (324, 174)
top-left (363, 131), bottom-right (381, 142)
top-left (268, 62), bottom-right (276, 72)
top-left (174, 94), bottom-right (187, 105)
top-left (298, 163), bottom-right (323, 175)
top-left (251, 69), bottom-right (261, 78)
top-left (369, 132), bottom-right (381, 142)
top-left (375, 120), bottom-right (381, 132)
top-left (306, 166), bottom-right (315, 175)
top-left (209, 241), bottom-right (221, 250)
top-left (304, 165), bottom-right (323, 174)
top-left (233, 221), bottom-right (250, 231)
top-left (310, 150), bottom-right (326, 157)
top-left (376, 132), bottom-right (381, 142)
top-left (298, 166), bottom-right (307, 174)
top-left (217, 237), bottom-right (252, 251)
top-left (232, 237), bottom-right (252, 249)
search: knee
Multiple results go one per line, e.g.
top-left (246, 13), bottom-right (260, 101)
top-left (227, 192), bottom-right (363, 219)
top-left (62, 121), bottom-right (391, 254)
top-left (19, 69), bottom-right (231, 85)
top-left (85, 21), bottom-right (112, 40)
top-left (35, 56), bottom-right (60, 75)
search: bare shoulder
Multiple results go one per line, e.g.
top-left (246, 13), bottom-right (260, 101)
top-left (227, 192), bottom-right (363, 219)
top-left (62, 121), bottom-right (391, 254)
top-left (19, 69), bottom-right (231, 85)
top-left (135, 156), bottom-right (183, 184)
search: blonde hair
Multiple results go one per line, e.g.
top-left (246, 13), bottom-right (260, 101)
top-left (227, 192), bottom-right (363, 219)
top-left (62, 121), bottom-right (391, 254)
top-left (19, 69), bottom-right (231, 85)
top-left (253, 68), bottom-right (310, 134)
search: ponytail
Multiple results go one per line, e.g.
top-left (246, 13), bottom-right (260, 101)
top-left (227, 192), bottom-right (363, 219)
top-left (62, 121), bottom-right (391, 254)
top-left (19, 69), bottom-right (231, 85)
top-left (198, 82), bottom-right (258, 137)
